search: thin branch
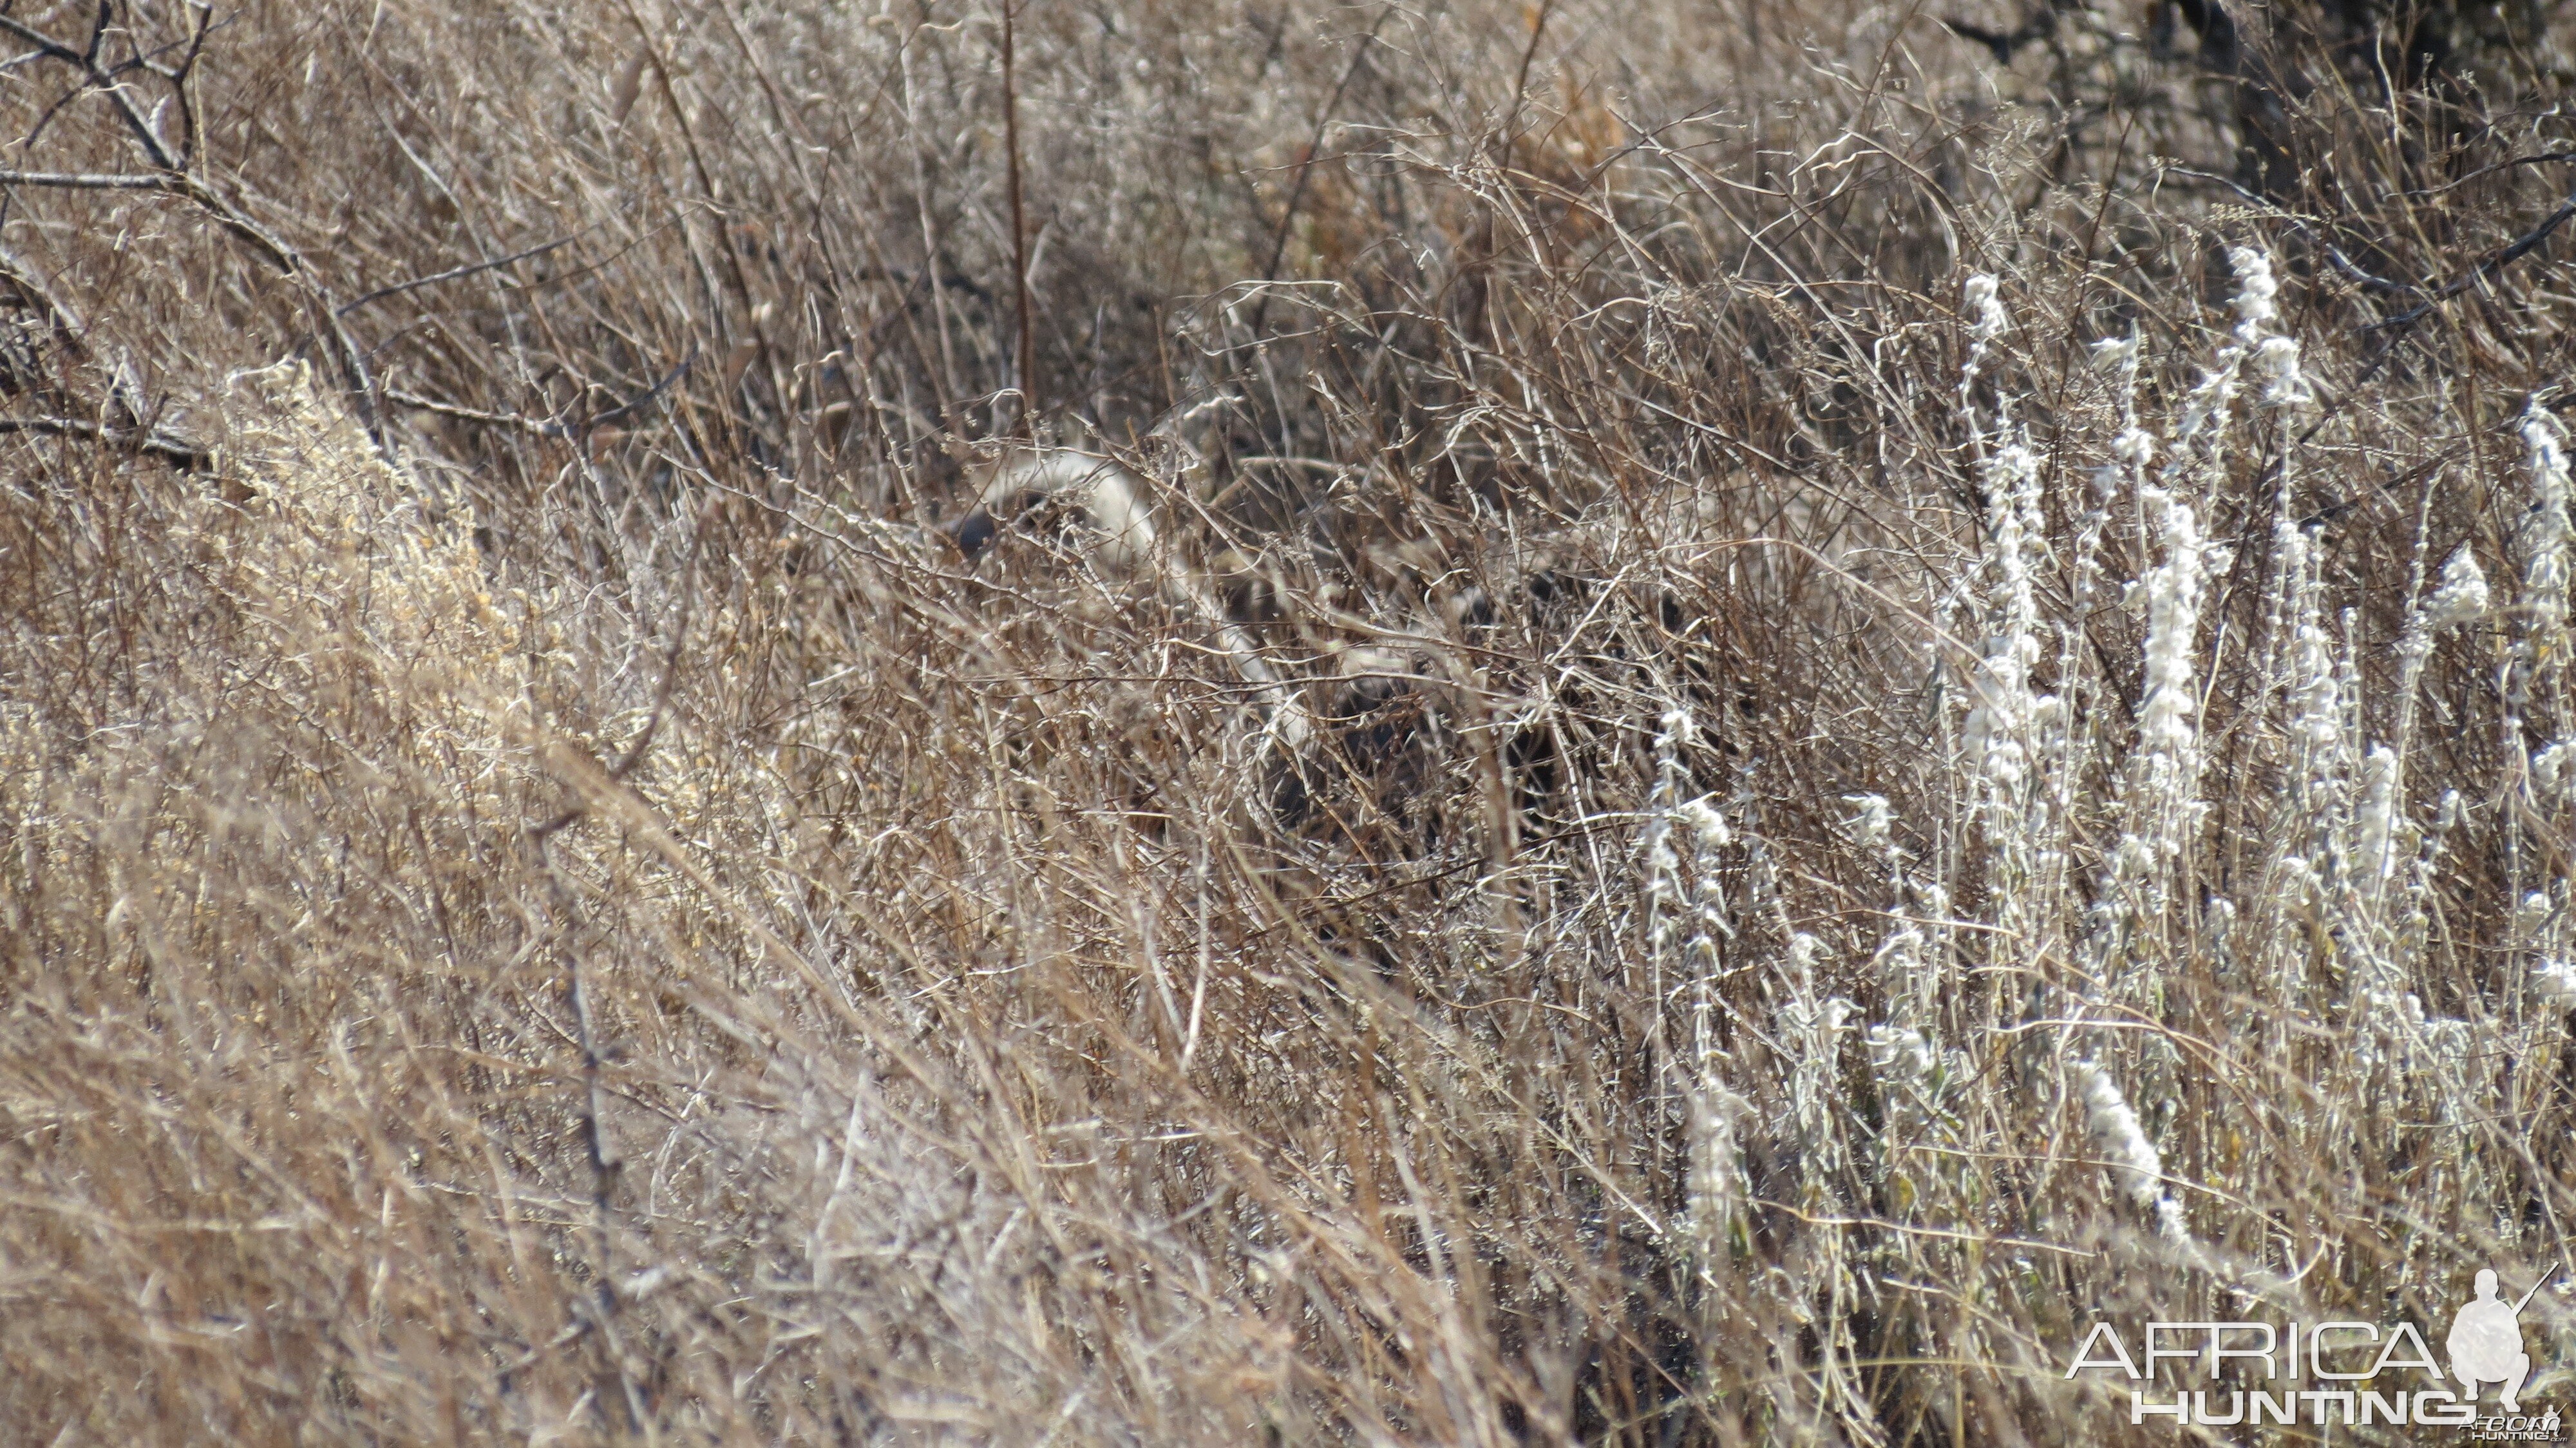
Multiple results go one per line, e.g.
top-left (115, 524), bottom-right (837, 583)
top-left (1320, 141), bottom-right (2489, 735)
top-left (0, 242), bottom-right (93, 352)
top-left (2365, 184), bottom-right (2576, 336)
top-left (0, 168), bottom-right (182, 191)
top-left (337, 234), bottom-right (583, 318)
top-left (583, 346), bottom-right (699, 428)
top-left (0, 413), bottom-right (211, 469)
top-left (0, 12), bottom-right (182, 172)
top-left (386, 349), bottom-right (697, 442)
top-left (1504, 0), bottom-right (1558, 149)
top-left (0, 8), bottom-right (383, 439)
top-left (2323, 245), bottom-right (2411, 296)
top-left (1000, 0), bottom-right (1035, 433)
top-left (2401, 149), bottom-right (2576, 198)
top-left (1246, 6), bottom-right (1395, 338)
top-left (384, 386), bottom-right (550, 433)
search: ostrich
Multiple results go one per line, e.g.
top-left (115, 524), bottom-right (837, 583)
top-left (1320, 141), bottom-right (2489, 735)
top-left (945, 446), bottom-right (1315, 768)
top-left (938, 445), bottom-right (1567, 844)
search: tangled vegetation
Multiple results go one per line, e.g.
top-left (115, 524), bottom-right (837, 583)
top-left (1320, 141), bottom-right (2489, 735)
top-left (3, 0), bottom-right (2573, 1441)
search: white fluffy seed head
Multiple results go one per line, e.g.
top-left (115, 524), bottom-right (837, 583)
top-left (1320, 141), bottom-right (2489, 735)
top-left (1963, 274), bottom-right (2005, 341)
top-left (2535, 958), bottom-right (2576, 1006)
top-left (1679, 796), bottom-right (1730, 852)
top-left (2534, 740), bottom-right (2573, 801)
top-left (2425, 548), bottom-right (2490, 629)
top-left (2255, 335), bottom-right (2311, 407)
top-left (2227, 246), bottom-right (2279, 329)
top-left (1844, 794), bottom-right (1893, 849)
top-left (2521, 404), bottom-right (2571, 627)
top-left (2134, 488), bottom-right (2209, 787)
top-left (2353, 746), bottom-right (2403, 884)
top-left (2079, 1061), bottom-right (2187, 1243)
top-left (1866, 1025), bottom-right (1933, 1087)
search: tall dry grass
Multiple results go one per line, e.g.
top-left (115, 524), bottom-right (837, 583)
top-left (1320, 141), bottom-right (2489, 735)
top-left (3, 0), bottom-right (2573, 1442)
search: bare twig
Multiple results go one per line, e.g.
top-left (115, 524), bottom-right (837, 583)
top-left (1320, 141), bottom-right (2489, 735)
top-left (383, 386), bottom-right (549, 433)
top-left (386, 348), bottom-right (697, 441)
top-left (0, 168), bottom-right (182, 191)
top-left (1000, 0), bottom-right (1036, 433)
top-left (0, 413), bottom-right (211, 469)
top-left (0, 242), bottom-right (92, 352)
top-left (337, 234), bottom-right (583, 318)
top-left (582, 346), bottom-right (700, 430)
top-left (2401, 149), bottom-right (2576, 198)
top-left (529, 499), bottom-right (712, 841)
top-left (0, 8), bottom-right (383, 438)
top-left (2365, 185), bottom-right (2576, 336)
top-left (1245, 7), bottom-right (1394, 338)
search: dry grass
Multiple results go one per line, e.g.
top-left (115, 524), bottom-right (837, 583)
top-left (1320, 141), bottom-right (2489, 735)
top-left (3, 0), bottom-right (2575, 1442)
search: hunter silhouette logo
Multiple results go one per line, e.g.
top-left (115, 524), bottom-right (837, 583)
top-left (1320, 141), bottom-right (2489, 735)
top-left (2452, 1267), bottom-right (2552, 1413)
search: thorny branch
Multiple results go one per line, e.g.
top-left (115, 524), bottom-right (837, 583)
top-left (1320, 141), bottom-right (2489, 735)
top-left (0, 5), bottom-right (381, 438)
top-left (0, 412), bottom-right (211, 469)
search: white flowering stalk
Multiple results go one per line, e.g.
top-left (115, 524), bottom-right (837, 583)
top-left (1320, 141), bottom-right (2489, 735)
top-left (1964, 432), bottom-right (2048, 803)
top-left (1866, 1024), bottom-right (1936, 1188)
top-left (1957, 277), bottom-right (2050, 903)
top-left (2348, 772), bottom-right (2453, 1075)
top-left (1676, 795), bottom-right (1734, 1066)
top-left (2370, 541), bottom-right (2473, 788)
top-left (2390, 791), bottom-right (2461, 987)
top-left (2521, 403), bottom-right (2571, 644)
top-left (2080, 1060), bottom-right (2193, 1243)
top-left (1683, 1078), bottom-right (1747, 1276)
top-left (1835, 786), bottom-right (1967, 1231)
top-left (1643, 709), bottom-right (1692, 957)
top-left (1645, 712), bottom-right (1753, 1267)
top-left (2507, 404), bottom-right (2575, 1016)
top-left (2357, 540), bottom-right (2484, 949)
top-left (1965, 450), bottom-right (2054, 951)
top-left (1872, 910), bottom-right (1929, 1020)
top-left (2230, 245), bottom-right (2280, 329)
top-left (2351, 745), bottom-right (2404, 894)
top-left (2131, 486), bottom-right (2211, 858)
top-left (2091, 332), bottom-right (2154, 503)
top-left (2165, 247), bottom-right (2275, 459)
top-left (2279, 526), bottom-right (2348, 785)
top-left (1850, 789), bottom-right (1938, 1148)
top-left (1843, 792), bottom-right (1924, 999)
top-left (1951, 281), bottom-right (2075, 1072)
top-left (1960, 273), bottom-right (2009, 430)
top-left (1678, 797), bottom-right (1733, 948)
top-left (1781, 966), bottom-right (1854, 1208)
top-left (2078, 266), bottom-right (2272, 1015)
